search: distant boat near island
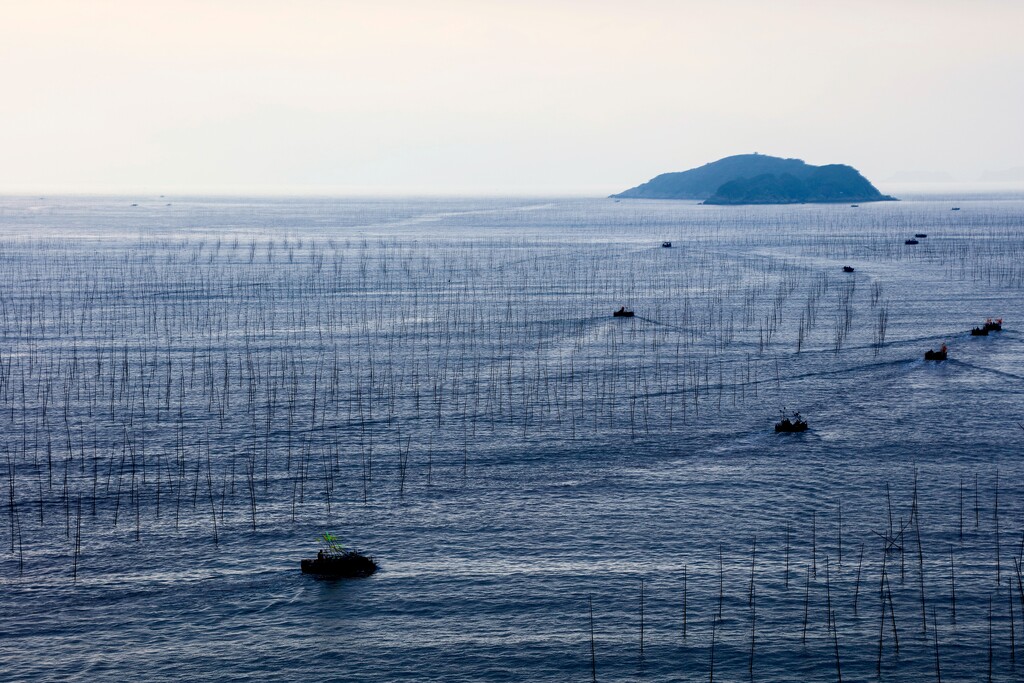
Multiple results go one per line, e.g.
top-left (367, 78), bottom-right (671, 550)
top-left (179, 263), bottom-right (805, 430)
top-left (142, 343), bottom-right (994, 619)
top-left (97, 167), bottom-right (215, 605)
top-left (611, 153), bottom-right (897, 205)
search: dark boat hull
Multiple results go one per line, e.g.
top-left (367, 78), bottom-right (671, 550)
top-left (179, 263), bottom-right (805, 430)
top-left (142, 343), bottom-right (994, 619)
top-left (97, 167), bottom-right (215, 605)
top-left (301, 554), bottom-right (378, 578)
top-left (613, 311), bottom-right (634, 317)
top-left (775, 421), bottom-right (808, 433)
top-left (924, 351), bottom-right (947, 361)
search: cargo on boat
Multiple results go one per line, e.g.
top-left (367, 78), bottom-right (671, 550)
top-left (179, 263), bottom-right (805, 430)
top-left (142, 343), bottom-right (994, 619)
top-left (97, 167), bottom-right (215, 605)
top-left (301, 533), bottom-right (377, 578)
top-left (775, 411), bottom-right (808, 433)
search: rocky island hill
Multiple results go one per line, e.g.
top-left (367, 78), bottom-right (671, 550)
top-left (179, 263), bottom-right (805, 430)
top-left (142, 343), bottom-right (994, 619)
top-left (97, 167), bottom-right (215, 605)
top-left (612, 154), bottom-right (896, 204)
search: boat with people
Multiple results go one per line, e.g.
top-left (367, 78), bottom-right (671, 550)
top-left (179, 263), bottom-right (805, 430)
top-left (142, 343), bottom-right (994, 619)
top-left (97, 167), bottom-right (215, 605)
top-left (613, 307), bottom-right (635, 317)
top-left (662, 241), bottom-right (672, 248)
top-left (914, 233), bottom-right (927, 238)
top-left (924, 344), bottom-right (948, 361)
top-left (843, 266), bottom-right (855, 273)
top-left (301, 533), bottom-right (377, 578)
top-left (775, 410), bottom-right (808, 433)
top-left (971, 319), bottom-right (1002, 336)
top-left (905, 239), bottom-right (919, 245)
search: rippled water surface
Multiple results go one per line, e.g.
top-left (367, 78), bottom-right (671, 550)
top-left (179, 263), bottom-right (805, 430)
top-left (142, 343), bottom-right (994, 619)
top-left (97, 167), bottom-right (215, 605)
top-left (1, 195), bottom-right (1024, 681)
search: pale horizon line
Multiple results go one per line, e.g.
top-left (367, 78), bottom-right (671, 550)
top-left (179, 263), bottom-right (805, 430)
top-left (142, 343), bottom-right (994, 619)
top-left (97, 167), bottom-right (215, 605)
top-left (3, 181), bottom-right (1024, 201)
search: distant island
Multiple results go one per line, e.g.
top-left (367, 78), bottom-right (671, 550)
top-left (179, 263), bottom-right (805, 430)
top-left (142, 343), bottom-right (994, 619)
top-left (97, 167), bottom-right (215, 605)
top-left (612, 154), bottom-right (897, 205)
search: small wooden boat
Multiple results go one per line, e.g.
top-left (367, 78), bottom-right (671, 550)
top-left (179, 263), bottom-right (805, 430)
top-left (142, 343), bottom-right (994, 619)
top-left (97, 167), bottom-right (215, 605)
top-left (301, 551), bottom-right (378, 578)
top-left (971, 327), bottom-right (989, 336)
top-left (613, 307), bottom-right (635, 318)
top-left (843, 266), bottom-right (855, 273)
top-left (905, 239), bottom-right (919, 245)
top-left (775, 411), bottom-right (808, 433)
top-left (850, 204), bottom-right (859, 208)
top-left (914, 233), bottom-right (927, 238)
top-left (302, 533), bottom-right (378, 578)
top-left (951, 207), bottom-right (960, 211)
top-left (924, 344), bottom-right (948, 361)
top-left (983, 318), bottom-right (1003, 332)
top-left (662, 241), bottom-right (672, 248)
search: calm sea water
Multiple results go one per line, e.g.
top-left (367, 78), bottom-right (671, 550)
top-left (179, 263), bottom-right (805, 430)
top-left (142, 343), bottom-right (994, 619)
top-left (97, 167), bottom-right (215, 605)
top-left (1, 194), bottom-right (1023, 681)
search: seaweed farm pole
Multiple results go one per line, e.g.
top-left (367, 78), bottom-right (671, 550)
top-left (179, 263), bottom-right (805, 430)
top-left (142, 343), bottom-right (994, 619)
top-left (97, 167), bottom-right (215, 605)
top-left (1015, 558), bottom-right (1024, 633)
top-left (884, 564), bottom-right (900, 654)
top-left (589, 594), bottom-right (597, 683)
top-left (831, 608), bottom-right (842, 683)
top-left (812, 511), bottom-right (817, 577)
top-left (718, 546), bottom-right (724, 622)
top-left (803, 565), bottom-right (811, 645)
top-left (749, 536), bottom-right (756, 607)
top-left (949, 546), bottom-right (957, 624)
top-left (877, 556), bottom-right (887, 675)
top-left (785, 523), bottom-right (791, 589)
top-left (886, 483), bottom-right (894, 541)
top-left (915, 502), bottom-right (927, 634)
top-left (639, 578), bottom-right (644, 657)
top-left (748, 537), bottom-right (757, 679)
top-left (14, 494), bottom-right (23, 577)
top-left (206, 454), bottom-right (218, 547)
top-left (988, 596), bottom-right (993, 683)
top-left (899, 516), bottom-right (906, 583)
top-left (6, 453), bottom-right (14, 553)
top-left (932, 607), bottom-right (941, 683)
top-left (1010, 583), bottom-right (1017, 668)
top-left (994, 470), bottom-right (1001, 585)
top-left (838, 502), bottom-right (843, 567)
top-left (709, 609), bottom-right (716, 683)
top-left (824, 556), bottom-right (833, 635)
top-left (683, 564), bottom-right (688, 639)
top-left (975, 474), bottom-right (980, 529)
top-left (959, 477), bottom-right (964, 542)
top-left (248, 454), bottom-right (258, 530)
top-left (72, 495), bottom-right (81, 583)
top-left (854, 544), bottom-right (864, 615)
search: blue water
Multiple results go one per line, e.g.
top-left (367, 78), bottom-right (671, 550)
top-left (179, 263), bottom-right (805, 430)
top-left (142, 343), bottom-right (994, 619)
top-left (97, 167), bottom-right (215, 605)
top-left (1, 195), bottom-right (1023, 681)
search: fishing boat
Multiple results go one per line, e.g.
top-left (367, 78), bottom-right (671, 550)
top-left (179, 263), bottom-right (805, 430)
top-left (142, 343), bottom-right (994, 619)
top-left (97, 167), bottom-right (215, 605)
top-left (914, 233), bottom-right (927, 238)
top-left (905, 239), bottom-right (919, 245)
top-left (301, 533), bottom-right (378, 578)
top-left (924, 344), bottom-right (948, 361)
top-left (613, 307), bottom-right (635, 318)
top-left (843, 266), bottom-right (855, 273)
top-left (662, 241), bottom-right (672, 248)
top-left (983, 318), bottom-right (1003, 332)
top-left (775, 411), bottom-right (808, 433)
top-left (970, 327), bottom-right (989, 336)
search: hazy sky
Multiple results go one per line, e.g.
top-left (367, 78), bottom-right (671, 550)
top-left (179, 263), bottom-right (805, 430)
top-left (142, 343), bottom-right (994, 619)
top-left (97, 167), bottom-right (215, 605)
top-left (2, 0), bottom-right (1023, 194)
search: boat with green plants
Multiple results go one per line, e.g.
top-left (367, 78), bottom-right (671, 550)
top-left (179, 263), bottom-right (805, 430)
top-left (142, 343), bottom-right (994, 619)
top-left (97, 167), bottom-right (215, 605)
top-left (301, 533), bottom-right (378, 578)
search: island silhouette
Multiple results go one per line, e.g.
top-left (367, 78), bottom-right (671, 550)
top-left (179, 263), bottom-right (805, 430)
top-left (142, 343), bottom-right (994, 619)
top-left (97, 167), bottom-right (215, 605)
top-left (612, 153), bottom-right (896, 204)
